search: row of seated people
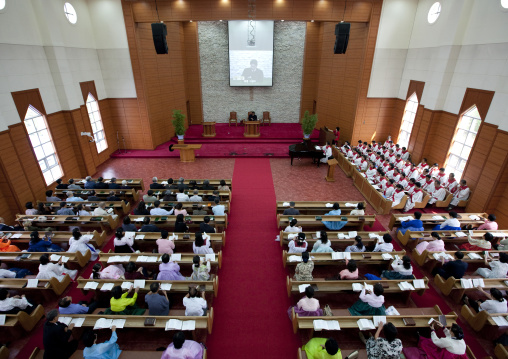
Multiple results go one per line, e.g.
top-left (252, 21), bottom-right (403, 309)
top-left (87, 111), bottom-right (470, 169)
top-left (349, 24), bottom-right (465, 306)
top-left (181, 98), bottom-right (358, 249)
top-left (141, 189), bottom-right (226, 205)
top-left (149, 177), bottom-right (230, 192)
top-left (116, 216), bottom-right (218, 239)
top-left (135, 199), bottom-right (226, 216)
top-left (29, 199), bottom-right (117, 217)
top-left (340, 140), bottom-right (470, 210)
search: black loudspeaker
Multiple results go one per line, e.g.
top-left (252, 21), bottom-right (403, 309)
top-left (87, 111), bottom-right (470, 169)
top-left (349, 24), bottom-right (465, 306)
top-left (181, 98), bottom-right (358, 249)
top-left (151, 23), bottom-right (168, 54)
top-left (334, 22), bottom-right (350, 54)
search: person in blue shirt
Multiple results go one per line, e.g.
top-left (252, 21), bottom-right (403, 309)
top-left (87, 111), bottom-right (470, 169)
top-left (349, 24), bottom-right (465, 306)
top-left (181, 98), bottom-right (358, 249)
top-left (108, 178), bottom-right (121, 189)
top-left (322, 203), bottom-right (347, 230)
top-left (28, 231), bottom-right (62, 252)
top-left (58, 296), bottom-right (98, 315)
top-left (82, 326), bottom-right (121, 359)
top-left (84, 176), bottom-right (96, 189)
top-left (211, 199), bottom-right (225, 216)
top-left (398, 211), bottom-right (424, 235)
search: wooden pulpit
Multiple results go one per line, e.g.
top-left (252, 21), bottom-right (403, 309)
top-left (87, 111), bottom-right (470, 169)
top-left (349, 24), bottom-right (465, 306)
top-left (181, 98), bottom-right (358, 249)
top-left (244, 120), bottom-right (260, 138)
top-left (171, 144), bottom-right (202, 162)
top-left (202, 122), bottom-right (216, 137)
top-left (325, 158), bottom-right (338, 182)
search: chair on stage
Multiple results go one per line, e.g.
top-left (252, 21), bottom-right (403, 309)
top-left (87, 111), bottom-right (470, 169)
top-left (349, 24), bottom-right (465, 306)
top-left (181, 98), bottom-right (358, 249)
top-left (229, 111), bottom-right (238, 127)
top-left (262, 111), bottom-right (271, 126)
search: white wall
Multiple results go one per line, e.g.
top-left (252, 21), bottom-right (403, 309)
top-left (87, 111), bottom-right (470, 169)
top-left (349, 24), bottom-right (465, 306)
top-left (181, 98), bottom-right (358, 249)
top-left (0, 0), bottom-right (135, 132)
top-left (369, 0), bottom-right (508, 131)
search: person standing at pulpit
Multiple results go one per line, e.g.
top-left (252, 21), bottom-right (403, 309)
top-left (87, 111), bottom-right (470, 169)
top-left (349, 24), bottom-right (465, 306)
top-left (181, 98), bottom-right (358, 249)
top-left (248, 112), bottom-right (257, 121)
top-left (317, 142), bottom-right (333, 164)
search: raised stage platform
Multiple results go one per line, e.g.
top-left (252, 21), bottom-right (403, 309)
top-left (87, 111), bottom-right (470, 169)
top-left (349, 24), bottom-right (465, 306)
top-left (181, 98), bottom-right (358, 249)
top-left (111, 123), bottom-right (319, 159)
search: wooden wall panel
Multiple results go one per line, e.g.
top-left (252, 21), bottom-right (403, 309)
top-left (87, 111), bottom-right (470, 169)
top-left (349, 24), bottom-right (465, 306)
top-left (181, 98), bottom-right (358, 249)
top-left (129, 0), bottom-right (373, 22)
top-left (0, 160), bottom-right (19, 224)
top-left (182, 22), bottom-right (203, 125)
top-left (300, 22), bottom-right (323, 120)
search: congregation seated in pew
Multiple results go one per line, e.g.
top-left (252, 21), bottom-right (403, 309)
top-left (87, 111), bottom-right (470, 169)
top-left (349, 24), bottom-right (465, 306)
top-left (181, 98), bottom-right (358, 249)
top-left (157, 253), bottom-right (185, 281)
top-left (157, 230), bottom-right (175, 254)
top-left (58, 295), bottom-right (97, 315)
top-left (398, 211), bottom-right (424, 235)
top-left (432, 251), bottom-right (468, 280)
top-left (415, 232), bottom-right (445, 254)
top-left (145, 282), bottom-right (170, 316)
top-left (294, 252), bottom-right (313, 281)
top-left (348, 283), bottom-right (385, 316)
top-left (107, 285), bottom-right (144, 315)
top-left (37, 254), bottom-right (78, 281)
top-left (82, 326), bottom-right (121, 359)
top-left (345, 236), bottom-right (366, 253)
top-left (433, 212), bottom-right (461, 231)
top-left (0, 288), bottom-right (35, 315)
top-left (161, 331), bottom-right (205, 359)
top-left (459, 232), bottom-right (492, 251)
top-left (191, 256), bottom-right (211, 281)
top-left (381, 255), bottom-right (413, 280)
top-left (288, 233), bottom-right (309, 253)
top-left (322, 203), bottom-right (346, 231)
top-left (464, 287), bottom-right (507, 314)
top-left (91, 262), bottom-right (125, 280)
top-left (193, 232), bottom-right (213, 255)
top-left (68, 229), bottom-right (98, 261)
top-left (287, 285), bottom-right (322, 319)
top-left (302, 337), bottom-right (341, 359)
top-left (284, 218), bottom-right (302, 233)
top-left (339, 259), bottom-right (359, 280)
top-left (0, 260), bottom-right (32, 278)
top-left (134, 201), bottom-right (150, 216)
top-left (184, 287), bottom-right (208, 317)
top-left (474, 252), bottom-right (508, 279)
top-left (114, 228), bottom-right (135, 253)
top-left (310, 231), bottom-right (333, 253)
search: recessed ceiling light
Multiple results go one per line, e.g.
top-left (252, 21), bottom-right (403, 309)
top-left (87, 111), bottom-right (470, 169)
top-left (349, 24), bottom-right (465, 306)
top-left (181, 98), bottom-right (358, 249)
top-left (311, 20), bottom-right (314, 22)
top-left (281, 19), bottom-right (284, 22)
top-left (190, 20), bottom-right (193, 22)
top-left (219, 20), bottom-right (223, 22)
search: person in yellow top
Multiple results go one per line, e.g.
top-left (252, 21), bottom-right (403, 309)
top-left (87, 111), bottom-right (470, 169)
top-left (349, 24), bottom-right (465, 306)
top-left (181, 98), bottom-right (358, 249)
top-left (303, 338), bottom-right (341, 359)
top-left (107, 285), bottom-right (144, 315)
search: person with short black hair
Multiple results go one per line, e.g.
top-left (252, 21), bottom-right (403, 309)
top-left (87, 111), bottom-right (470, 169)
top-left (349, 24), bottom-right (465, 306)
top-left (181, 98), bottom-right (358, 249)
top-left (124, 261), bottom-right (148, 280)
top-left (108, 177), bottom-right (121, 190)
top-left (349, 283), bottom-right (385, 316)
top-left (140, 216), bottom-right (161, 233)
top-left (25, 201), bottom-right (37, 215)
top-left (382, 255), bottom-right (414, 280)
top-left (448, 179), bottom-right (470, 209)
top-left (199, 216), bottom-right (215, 233)
top-left (302, 337), bottom-right (341, 358)
top-left (94, 177), bottom-right (109, 189)
top-left (475, 252), bottom-right (508, 278)
top-left (433, 251), bottom-right (468, 280)
top-left (42, 309), bottom-right (79, 359)
top-left (145, 282), bottom-right (170, 316)
top-left (362, 322), bottom-right (402, 359)
top-left (288, 285), bottom-right (322, 318)
top-left (122, 216), bottom-right (137, 232)
top-left (157, 230), bottom-right (175, 254)
top-left (415, 232), bottom-right (445, 254)
top-left (82, 326), bottom-right (121, 359)
top-left (193, 232), bottom-right (213, 255)
top-left (143, 190), bottom-right (157, 202)
top-left (58, 295), bottom-right (97, 315)
top-left (294, 252), bottom-right (314, 281)
top-left (212, 198), bottom-right (225, 216)
top-left (55, 178), bottom-right (69, 189)
top-left (157, 253), bottom-right (185, 280)
top-left (183, 287), bottom-right (207, 316)
top-left (150, 200), bottom-right (174, 215)
top-left (322, 203), bottom-right (347, 230)
top-left (108, 285), bottom-right (144, 315)
top-left (164, 178), bottom-right (178, 190)
top-left (433, 211), bottom-right (461, 231)
top-left (56, 201), bottom-right (74, 215)
top-left (474, 213), bottom-right (498, 231)
top-left (217, 179), bottom-right (229, 191)
top-left (37, 253), bottom-right (78, 281)
top-left (398, 211), bottom-right (424, 235)
top-left (350, 202), bottom-right (365, 216)
top-left (0, 288), bottom-right (34, 314)
top-left (28, 231), bottom-right (62, 253)
top-left (46, 190), bottom-right (62, 202)
top-left (106, 191), bottom-right (121, 202)
top-left (176, 188), bottom-right (190, 202)
top-left (87, 190), bottom-right (101, 202)
top-left (161, 331), bottom-right (204, 359)
top-left (67, 179), bottom-right (82, 190)
top-left (68, 228), bottom-right (98, 261)
top-left (283, 201), bottom-right (300, 216)
top-left (372, 234), bottom-right (394, 252)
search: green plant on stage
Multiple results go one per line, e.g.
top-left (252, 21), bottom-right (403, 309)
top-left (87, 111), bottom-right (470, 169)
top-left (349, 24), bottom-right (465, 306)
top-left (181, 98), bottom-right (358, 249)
top-left (172, 109), bottom-right (186, 136)
top-left (301, 110), bottom-right (318, 136)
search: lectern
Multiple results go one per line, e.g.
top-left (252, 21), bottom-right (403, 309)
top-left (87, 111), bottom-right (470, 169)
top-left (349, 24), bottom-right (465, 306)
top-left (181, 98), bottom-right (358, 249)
top-left (244, 120), bottom-right (260, 138)
top-left (202, 122), bottom-right (216, 137)
top-left (325, 158), bottom-right (338, 182)
top-left (170, 144), bottom-right (202, 162)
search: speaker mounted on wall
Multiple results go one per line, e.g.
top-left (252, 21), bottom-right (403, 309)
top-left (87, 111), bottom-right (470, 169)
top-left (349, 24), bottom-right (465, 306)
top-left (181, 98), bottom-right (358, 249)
top-left (151, 22), bottom-right (168, 54)
top-left (334, 22), bottom-right (350, 54)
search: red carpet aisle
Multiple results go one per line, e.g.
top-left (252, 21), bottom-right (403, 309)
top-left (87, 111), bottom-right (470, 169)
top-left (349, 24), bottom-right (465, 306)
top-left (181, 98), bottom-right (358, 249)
top-left (206, 158), bottom-right (301, 358)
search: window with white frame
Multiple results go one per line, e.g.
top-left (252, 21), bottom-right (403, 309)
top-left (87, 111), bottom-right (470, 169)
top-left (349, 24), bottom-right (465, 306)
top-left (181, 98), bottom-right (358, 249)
top-left (398, 93), bottom-right (418, 148)
top-left (85, 93), bottom-right (108, 153)
top-left (23, 106), bottom-right (63, 185)
top-left (445, 106), bottom-right (482, 180)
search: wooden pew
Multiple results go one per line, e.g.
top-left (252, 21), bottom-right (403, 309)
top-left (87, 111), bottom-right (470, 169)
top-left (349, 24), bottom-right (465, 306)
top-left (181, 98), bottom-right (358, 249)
top-left (277, 215), bottom-right (376, 231)
top-left (290, 305), bottom-right (457, 334)
top-left (436, 190), bottom-right (454, 208)
top-left (279, 231), bottom-right (388, 248)
top-left (0, 251), bottom-right (91, 268)
top-left (72, 178), bottom-right (145, 191)
top-left (461, 304), bottom-right (508, 332)
top-left (282, 250), bottom-right (406, 268)
top-left (0, 230), bottom-right (107, 248)
top-left (99, 251), bottom-right (222, 270)
top-left (0, 304), bottom-right (44, 332)
top-left (157, 178), bottom-right (231, 189)
top-left (76, 276), bottom-right (219, 297)
top-left (388, 213), bottom-right (488, 231)
top-left (0, 275), bottom-right (72, 296)
top-left (145, 200), bottom-right (230, 214)
top-left (435, 275), bottom-right (508, 302)
top-left (30, 348), bottom-right (207, 359)
top-left (133, 232), bottom-right (226, 252)
top-left (32, 310), bottom-right (214, 334)
top-left (16, 214), bottom-right (119, 232)
top-left (398, 230), bottom-right (507, 250)
top-left (286, 276), bottom-right (429, 297)
top-left (412, 249), bottom-right (500, 268)
top-left (38, 200), bottom-right (131, 215)
top-left (351, 169), bottom-right (396, 215)
top-left (333, 149), bottom-right (356, 178)
top-left (0, 346), bottom-right (8, 359)
top-left (495, 344), bottom-right (508, 359)
top-left (276, 201), bottom-right (366, 215)
top-left (150, 189), bottom-right (231, 203)
top-left (53, 188), bottom-right (140, 202)
top-left (128, 215), bottom-right (228, 232)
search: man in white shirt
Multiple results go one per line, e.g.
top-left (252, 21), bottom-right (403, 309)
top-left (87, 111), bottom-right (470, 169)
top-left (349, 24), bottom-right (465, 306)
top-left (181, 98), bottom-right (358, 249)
top-left (428, 179), bottom-right (447, 205)
top-left (150, 201), bottom-right (174, 215)
top-left (444, 173), bottom-right (458, 194)
top-left (176, 188), bottom-right (190, 202)
top-left (448, 180), bottom-right (470, 209)
top-left (211, 199), bottom-right (225, 216)
top-left (66, 191), bottom-right (84, 202)
top-left (93, 202), bottom-right (109, 216)
top-left (189, 190), bottom-right (202, 202)
top-left (401, 147), bottom-right (410, 161)
top-left (372, 234), bottom-right (394, 252)
top-left (0, 288), bottom-right (34, 314)
top-left (0, 268), bottom-right (16, 278)
top-left (404, 182), bottom-right (424, 212)
top-left (183, 287), bottom-right (207, 316)
top-left (434, 211), bottom-right (461, 230)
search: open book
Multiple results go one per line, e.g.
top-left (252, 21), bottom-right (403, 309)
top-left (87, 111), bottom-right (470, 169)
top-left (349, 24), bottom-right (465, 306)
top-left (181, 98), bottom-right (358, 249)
top-left (288, 255), bottom-right (302, 263)
top-left (413, 279), bottom-right (425, 289)
top-left (100, 283), bottom-right (115, 291)
top-left (313, 320), bottom-right (340, 331)
top-left (165, 319), bottom-right (196, 331)
top-left (94, 318), bottom-right (126, 330)
top-left (331, 252), bottom-right (351, 260)
top-left (467, 253), bottom-right (483, 260)
top-left (84, 281), bottom-right (99, 290)
top-left (398, 282), bottom-right (415, 291)
top-left (357, 319), bottom-right (375, 330)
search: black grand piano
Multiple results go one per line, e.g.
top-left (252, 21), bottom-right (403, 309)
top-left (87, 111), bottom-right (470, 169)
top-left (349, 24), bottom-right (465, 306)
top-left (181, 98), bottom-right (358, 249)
top-left (289, 139), bottom-right (323, 166)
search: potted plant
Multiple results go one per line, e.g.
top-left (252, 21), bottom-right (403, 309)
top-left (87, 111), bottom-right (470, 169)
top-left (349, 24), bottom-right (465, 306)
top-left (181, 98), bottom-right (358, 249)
top-left (172, 109), bottom-right (186, 140)
top-left (301, 110), bottom-right (318, 139)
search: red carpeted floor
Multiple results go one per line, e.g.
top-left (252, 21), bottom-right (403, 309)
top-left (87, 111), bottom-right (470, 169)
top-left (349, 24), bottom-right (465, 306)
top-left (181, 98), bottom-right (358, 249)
top-left (205, 158), bottom-right (301, 358)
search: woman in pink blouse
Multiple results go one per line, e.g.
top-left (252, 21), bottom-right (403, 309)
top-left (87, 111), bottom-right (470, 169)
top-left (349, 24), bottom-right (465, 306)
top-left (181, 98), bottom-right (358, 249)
top-left (287, 285), bottom-right (323, 318)
top-left (174, 203), bottom-right (188, 216)
top-left (156, 230), bottom-right (175, 254)
top-left (475, 214), bottom-right (498, 231)
top-left (415, 232), bottom-right (445, 254)
top-left (339, 259), bottom-right (359, 280)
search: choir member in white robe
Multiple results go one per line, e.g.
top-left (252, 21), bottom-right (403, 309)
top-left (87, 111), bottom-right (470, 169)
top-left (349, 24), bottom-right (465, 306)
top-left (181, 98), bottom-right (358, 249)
top-left (317, 143), bottom-right (333, 163)
top-left (429, 164), bottom-right (440, 178)
top-left (404, 183), bottom-right (424, 212)
top-left (401, 148), bottom-right (410, 161)
top-left (359, 158), bottom-right (368, 171)
top-left (435, 168), bottom-right (447, 185)
top-left (385, 165), bottom-right (395, 179)
top-left (376, 156), bottom-right (384, 168)
top-left (417, 169), bottom-right (430, 184)
top-left (393, 171), bottom-right (401, 183)
top-left (406, 179), bottom-right (417, 194)
top-left (409, 167), bottom-right (420, 180)
top-left (449, 180), bottom-right (471, 208)
top-left (354, 156), bottom-right (362, 167)
top-left (444, 173), bottom-right (459, 193)
top-left (428, 179), bottom-right (447, 205)
top-left (395, 157), bottom-right (405, 170)
top-left (422, 176), bottom-right (435, 192)
top-left (366, 165), bottom-right (377, 179)
top-left (378, 176), bottom-right (388, 191)
top-left (416, 158), bottom-right (429, 172)
top-left (369, 152), bottom-right (377, 162)
top-left (399, 175), bottom-right (409, 189)
top-left (390, 185), bottom-right (405, 207)
top-left (384, 180), bottom-right (395, 198)
top-left (403, 163), bottom-right (413, 177)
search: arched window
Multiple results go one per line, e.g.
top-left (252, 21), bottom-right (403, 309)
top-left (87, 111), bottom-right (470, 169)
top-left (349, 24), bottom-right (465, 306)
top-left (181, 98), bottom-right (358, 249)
top-left (85, 93), bottom-right (108, 153)
top-left (23, 106), bottom-right (63, 185)
top-left (445, 106), bottom-right (481, 180)
top-left (398, 93), bottom-right (418, 148)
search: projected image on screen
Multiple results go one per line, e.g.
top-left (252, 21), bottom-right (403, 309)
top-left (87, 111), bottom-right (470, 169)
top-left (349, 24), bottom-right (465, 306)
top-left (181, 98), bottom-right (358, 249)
top-left (229, 20), bottom-right (274, 87)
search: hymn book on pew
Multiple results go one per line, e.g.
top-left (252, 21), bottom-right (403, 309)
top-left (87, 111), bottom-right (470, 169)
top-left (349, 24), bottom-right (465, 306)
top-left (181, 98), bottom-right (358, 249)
top-left (460, 278), bottom-right (485, 288)
top-left (94, 318), bottom-right (126, 330)
top-left (160, 283), bottom-right (172, 291)
top-left (398, 282), bottom-right (415, 291)
top-left (491, 316), bottom-right (508, 327)
top-left (107, 256), bottom-right (132, 263)
top-left (467, 253), bottom-right (483, 260)
top-left (357, 319), bottom-right (375, 330)
top-left (121, 282), bottom-right (133, 290)
top-left (26, 279), bottom-right (38, 288)
top-left (101, 283), bottom-right (115, 291)
top-left (288, 255), bottom-right (302, 262)
top-left (136, 256), bottom-right (158, 263)
top-left (331, 252), bottom-right (351, 260)
top-left (84, 282), bottom-right (99, 290)
top-left (165, 319), bottom-right (196, 331)
top-left (170, 254), bottom-right (182, 261)
top-left (59, 317), bottom-right (85, 327)
top-left (313, 320), bottom-right (340, 331)
top-left (413, 279), bottom-right (425, 289)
